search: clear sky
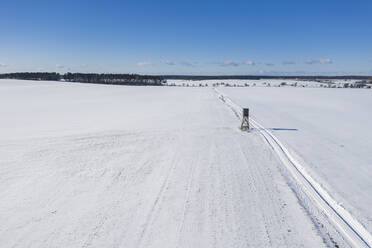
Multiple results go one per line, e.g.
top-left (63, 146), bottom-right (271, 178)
top-left (1, 0), bottom-right (371, 75)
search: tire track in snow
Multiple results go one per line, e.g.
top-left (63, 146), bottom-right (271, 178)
top-left (136, 137), bottom-right (182, 248)
top-left (235, 139), bottom-right (273, 247)
top-left (214, 88), bottom-right (372, 248)
top-left (175, 152), bottom-right (198, 248)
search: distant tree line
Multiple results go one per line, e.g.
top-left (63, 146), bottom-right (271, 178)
top-left (344, 81), bottom-right (372, 89)
top-left (1, 72), bottom-right (371, 86)
top-left (63, 73), bottom-right (165, 86)
top-left (163, 75), bottom-right (262, 80)
top-left (0, 72), bottom-right (166, 86)
top-left (0, 72), bottom-right (61, 81)
top-left (163, 75), bottom-right (372, 81)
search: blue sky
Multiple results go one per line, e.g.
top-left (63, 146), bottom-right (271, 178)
top-left (1, 0), bottom-right (371, 75)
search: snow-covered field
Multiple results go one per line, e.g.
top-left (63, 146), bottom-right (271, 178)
top-left (219, 87), bottom-right (372, 238)
top-left (167, 79), bottom-right (360, 88)
top-left (1, 79), bottom-right (371, 247)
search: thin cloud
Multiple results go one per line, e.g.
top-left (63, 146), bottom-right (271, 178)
top-left (56, 65), bottom-right (72, 71)
top-left (283, 61), bottom-right (296, 65)
top-left (56, 64), bottom-right (65, 69)
top-left (137, 61), bottom-right (153, 66)
top-left (265, 63), bottom-right (275, 66)
top-left (0, 63), bottom-right (8, 67)
top-left (179, 61), bottom-right (195, 67)
top-left (304, 59), bottom-right (319, 64)
top-left (304, 58), bottom-right (333, 64)
top-left (244, 61), bottom-right (256, 66)
top-left (164, 60), bottom-right (175, 65)
top-left (320, 58), bottom-right (332, 64)
top-left (222, 61), bottom-right (239, 67)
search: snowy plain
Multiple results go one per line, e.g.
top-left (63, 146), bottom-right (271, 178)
top-left (0, 79), bottom-right (330, 248)
top-left (219, 86), bottom-right (372, 237)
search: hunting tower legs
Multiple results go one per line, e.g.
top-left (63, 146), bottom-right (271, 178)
top-left (241, 108), bottom-right (250, 131)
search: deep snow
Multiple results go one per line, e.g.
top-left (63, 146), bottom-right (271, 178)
top-left (0, 79), bottom-right (326, 247)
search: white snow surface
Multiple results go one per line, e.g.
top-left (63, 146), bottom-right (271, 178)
top-left (0, 79), bottom-right (327, 247)
top-left (219, 87), bottom-right (372, 235)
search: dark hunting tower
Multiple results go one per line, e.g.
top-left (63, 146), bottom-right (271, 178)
top-left (241, 108), bottom-right (250, 131)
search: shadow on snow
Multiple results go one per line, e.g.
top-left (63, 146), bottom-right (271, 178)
top-left (250, 127), bottom-right (298, 132)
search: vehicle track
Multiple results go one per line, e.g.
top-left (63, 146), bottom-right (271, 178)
top-left (175, 152), bottom-right (198, 248)
top-left (214, 88), bottom-right (372, 248)
top-left (136, 136), bottom-right (182, 248)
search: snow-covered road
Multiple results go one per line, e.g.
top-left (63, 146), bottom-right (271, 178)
top-left (216, 88), bottom-right (372, 248)
top-left (219, 87), bottom-right (372, 238)
top-left (0, 80), bottom-right (328, 247)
